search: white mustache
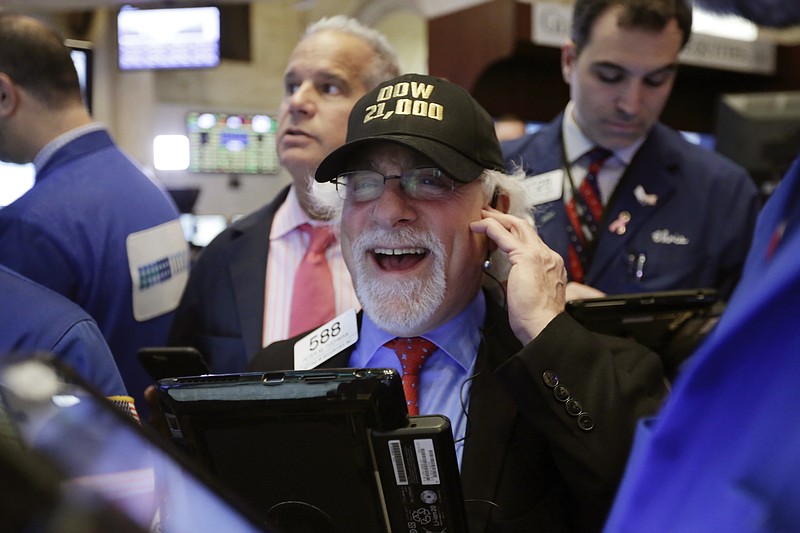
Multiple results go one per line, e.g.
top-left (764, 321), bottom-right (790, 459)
top-left (352, 227), bottom-right (441, 257)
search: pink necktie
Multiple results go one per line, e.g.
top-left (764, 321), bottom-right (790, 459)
top-left (288, 223), bottom-right (336, 337)
top-left (384, 337), bottom-right (437, 415)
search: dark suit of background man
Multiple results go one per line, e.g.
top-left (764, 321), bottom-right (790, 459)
top-left (502, 0), bottom-right (760, 302)
top-left (0, 14), bottom-right (188, 417)
top-left (168, 16), bottom-right (402, 373)
top-left (251, 73), bottom-right (668, 532)
top-left (604, 0), bottom-right (800, 529)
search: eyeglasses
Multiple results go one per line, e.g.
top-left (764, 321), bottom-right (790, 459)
top-left (332, 167), bottom-right (456, 203)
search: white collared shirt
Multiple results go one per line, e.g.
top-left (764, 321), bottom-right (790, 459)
top-left (561, 101), bottom-right (644, 204)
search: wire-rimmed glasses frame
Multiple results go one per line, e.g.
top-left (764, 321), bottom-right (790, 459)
top-left (331, 167), bottom-right (456, 203)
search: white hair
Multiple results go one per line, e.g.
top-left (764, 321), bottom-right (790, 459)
top-left (302, 15), bottom-right (402, 89)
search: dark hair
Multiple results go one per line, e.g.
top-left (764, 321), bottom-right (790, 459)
top-left (0, 14), bottom-right (82, 107)
top-left (571, 0), bottom-right (693, 54)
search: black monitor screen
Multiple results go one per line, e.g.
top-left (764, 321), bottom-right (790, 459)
top-left (715, 91), bottom-right (800, 192)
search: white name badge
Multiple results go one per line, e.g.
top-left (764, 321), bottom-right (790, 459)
top-left (126, 219), bottom-right (190, 321)
top-left (293, 309), bottom-right (359, 370)
top-left (523, 169), bottom-right (564, 205)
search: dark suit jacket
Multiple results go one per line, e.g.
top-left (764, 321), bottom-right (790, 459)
top-left (168, 186), bottom-right (290, 373)
top-left (502, 115), bottom-right (760, 299)
top-left (249, 297), bottom-right (667, 532)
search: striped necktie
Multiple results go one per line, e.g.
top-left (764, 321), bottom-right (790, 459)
top-left (565, 147), bottom-right (613, 283)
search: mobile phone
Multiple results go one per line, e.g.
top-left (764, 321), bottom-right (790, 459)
top-left (138, 346), bottom-right (210, 381)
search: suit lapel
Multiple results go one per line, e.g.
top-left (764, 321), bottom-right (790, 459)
top-left (229, 187), bottom-right (290, 359)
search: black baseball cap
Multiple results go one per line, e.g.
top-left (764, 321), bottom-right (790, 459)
top-left (315, 73), bottom-right (504, 184)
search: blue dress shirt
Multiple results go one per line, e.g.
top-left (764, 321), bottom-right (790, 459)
top-left (348, 291), bottom-right (485, 469)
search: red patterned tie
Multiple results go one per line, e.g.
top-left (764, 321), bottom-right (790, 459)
top-left (288, 223), bottom-right (336, 337)
top-left (566, 147), bottom-right (613, 283)
top-left (384, 337), bottom-right (437, 415)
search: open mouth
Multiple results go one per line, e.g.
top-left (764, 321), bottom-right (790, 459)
top-left (372, 247), bottom-right (428, 271)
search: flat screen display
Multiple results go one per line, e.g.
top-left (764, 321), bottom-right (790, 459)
top-left (186, 111), bottom-right (280, 174)
top-left (117, 5), bottom-right (221, 71)
top-left (67, 39), bottom-right (93, 112)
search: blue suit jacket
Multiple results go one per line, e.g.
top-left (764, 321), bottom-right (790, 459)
top-left (604, 158), bottom-right (800, 532)
top-left (168, 186), bottom-right (290, 373)
top-left (502, 115), bottom-right (760, 299)
top-left (0, 262), bottom-right (126, 397)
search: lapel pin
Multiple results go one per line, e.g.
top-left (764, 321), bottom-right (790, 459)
top-left (609, 211), bottom-right (631, 235)
top-left (634, 185), bottom-right (658, 206)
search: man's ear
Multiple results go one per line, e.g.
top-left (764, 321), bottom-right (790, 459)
top-left (0, 74), bottom-right (19, 118)
top-left (561, 41), bottom-right (577, 85)
top-left (495, 191), bottom-right (510, 214)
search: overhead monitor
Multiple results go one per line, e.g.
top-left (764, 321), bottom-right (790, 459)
top-left (186, 111), bottom-right (280, 175)
top-left (117, 5), bottom-right (221, 71)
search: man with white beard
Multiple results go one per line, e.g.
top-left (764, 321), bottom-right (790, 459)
top-left (250, 73), bottom-right (668, 533)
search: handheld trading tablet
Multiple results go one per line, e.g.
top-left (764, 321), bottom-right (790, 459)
top-left (0, 354), bottom-right (272, 533)
top-left (155, 368), bottom-right (469, 533)
top-left (566, 288), bottom-right (722, 377)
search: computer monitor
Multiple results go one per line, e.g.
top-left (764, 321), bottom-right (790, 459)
top-left (66, 39), bottom-right (93, 113)
top-left (117, 5), bottom-right (221, 71)
top-left (715, 91), bottom-right (800, 194)
top-left (186, 111), bottom-right (280, 175)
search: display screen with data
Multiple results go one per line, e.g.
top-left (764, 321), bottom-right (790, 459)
top-left (186, 111), bottom-right (280, 175)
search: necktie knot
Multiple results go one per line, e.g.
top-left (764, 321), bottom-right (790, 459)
top-left (300, 223), bottom-right (335, 262)
top-left (585, 147), bottom-right (613, 178)
top-left (587, 146), bottom-right (613, 164)
top-left (384, 337), bottom-right (437, 415)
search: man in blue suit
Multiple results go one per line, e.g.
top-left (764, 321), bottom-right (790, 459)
top-left (502, 0), bottom-right (759, 301)
top-left (604, 0), bottom-right (800, 530)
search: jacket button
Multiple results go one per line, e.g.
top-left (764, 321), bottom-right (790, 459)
top-left (565, 398), bottom-right (583, 416)
top-left (577, 413), bottom-right (594, 431)
top-left (553, 385), bottom-right (570, 402)
top-left (542, 370), bottom-right (559, 388)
